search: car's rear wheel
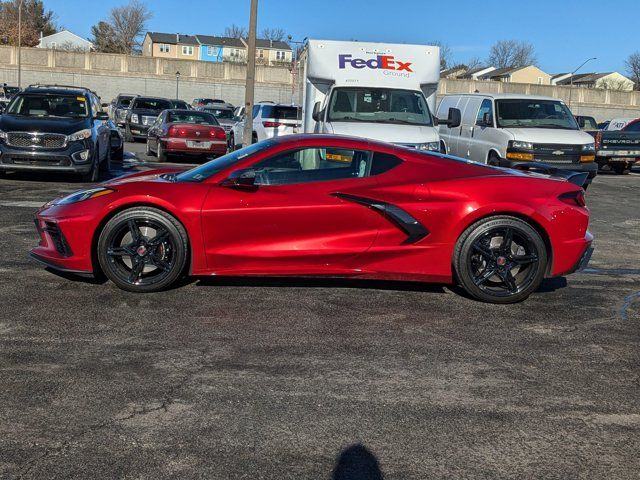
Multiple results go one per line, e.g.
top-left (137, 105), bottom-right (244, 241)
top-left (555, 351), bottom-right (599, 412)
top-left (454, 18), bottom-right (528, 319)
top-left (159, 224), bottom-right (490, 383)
top-left (97, 207), bottom-right (189, 293)
top-left (81, 150), bottom-right (100, 182)
top-left (612, 163), bottom-right (629, 175)
top-left (488, 152), bottom-right (500, 166)
top-left (454, 216), bottom-right (547, 304)
top-left (157, 142), bottom-right (167, 162)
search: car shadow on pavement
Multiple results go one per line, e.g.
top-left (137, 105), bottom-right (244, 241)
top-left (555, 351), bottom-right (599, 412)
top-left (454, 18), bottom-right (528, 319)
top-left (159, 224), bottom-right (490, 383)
top-left (332, 444), bottom-right (384, 480)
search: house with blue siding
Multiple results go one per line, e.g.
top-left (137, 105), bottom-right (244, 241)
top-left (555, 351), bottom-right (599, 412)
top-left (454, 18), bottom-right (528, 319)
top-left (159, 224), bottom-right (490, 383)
top-left (196, 36), bottom-right (246, 63)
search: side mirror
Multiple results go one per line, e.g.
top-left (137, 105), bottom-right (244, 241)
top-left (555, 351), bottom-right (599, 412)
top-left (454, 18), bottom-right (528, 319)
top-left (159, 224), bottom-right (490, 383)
top-left (95, 112), bottom-right (109, 120)
top-left (438, 107), bottom-right (461, 129)
top-left (577, 116), bottom-right (586, 128)
top-left (312, 101), bottom-right (322, 122)
top-left (221, 168), bottom-right (257, 188)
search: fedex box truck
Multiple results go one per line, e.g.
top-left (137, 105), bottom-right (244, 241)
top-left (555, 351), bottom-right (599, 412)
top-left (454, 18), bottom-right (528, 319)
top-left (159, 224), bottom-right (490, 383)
top-left (297, 39), bottom-right (442, 151)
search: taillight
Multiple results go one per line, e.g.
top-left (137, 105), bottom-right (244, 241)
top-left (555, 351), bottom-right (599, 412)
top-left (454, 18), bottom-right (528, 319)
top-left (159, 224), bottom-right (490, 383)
top-left (168, 126), bottom-right (188, 137)
top-left (594, 131), bottom-right (602, 149)
top-left (263, 121), bottom-right (283, 128)
top-left (209, 127), bottom-right (226, 140)
top-left (559, 190), bottom-right (586, 207)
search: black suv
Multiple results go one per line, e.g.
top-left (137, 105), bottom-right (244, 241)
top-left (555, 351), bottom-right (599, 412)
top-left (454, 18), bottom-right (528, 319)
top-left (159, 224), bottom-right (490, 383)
top-left (124, 96), bottom-right (172, 141)
top-left (0, 85), bottom-right (111, 181)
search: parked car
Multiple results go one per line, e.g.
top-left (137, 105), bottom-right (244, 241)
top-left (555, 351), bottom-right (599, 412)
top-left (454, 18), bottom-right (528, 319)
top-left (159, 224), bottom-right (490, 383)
top-left (170, 99), bottom-right (191, 110)
top-left (197, 104), bottom-right (236, 137)
top-left (605, 118), bottom-right (635, 131)
top-left (590, 117), bottom-right (640, 174)
top-left (124, 96), bottom-right (172, 142)
top-left (575, 115), bottom-right (598, 131)
top-left (0, 84), bottom-right (20, 112)
top-left (437, 93), bottom-right (598, 187)
top-left (109, 93), bottom-right (136, 126)
top-left (31, 134), bottom-right (593, 304)
top-left (107, 119), bottom-right (124, 161)
top-left (229, 102), bottom-right (301, 149)
top-left (145, 109), bottom-right (227, 161)
top-left (0, 84), bottom-right (111, 181)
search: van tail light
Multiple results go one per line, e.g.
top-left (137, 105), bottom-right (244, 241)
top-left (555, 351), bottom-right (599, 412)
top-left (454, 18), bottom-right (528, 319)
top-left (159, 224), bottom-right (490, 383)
top-left (594, 131), bottom-right (602, 149)
top-left (209, 127), bottom-right (226, 140)
top-left (168, 126), bottom-right (188, 137)
top-left (559, 190), bottom-right (586, 207)
top-left (263, 121), bottom-right (283, 128)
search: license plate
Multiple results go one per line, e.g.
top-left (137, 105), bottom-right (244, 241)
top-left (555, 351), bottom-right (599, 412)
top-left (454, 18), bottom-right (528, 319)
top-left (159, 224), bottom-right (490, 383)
top-left (187, 141), bottom-right (210, 149)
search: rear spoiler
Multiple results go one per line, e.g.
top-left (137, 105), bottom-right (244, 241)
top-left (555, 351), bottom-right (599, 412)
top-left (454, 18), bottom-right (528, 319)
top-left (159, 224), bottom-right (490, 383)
top-left (510, 162), bottom-right (589, 188)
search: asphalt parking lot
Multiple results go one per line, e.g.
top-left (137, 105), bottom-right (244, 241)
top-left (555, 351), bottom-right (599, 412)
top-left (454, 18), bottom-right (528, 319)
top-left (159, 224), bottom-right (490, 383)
top-left (1, 145), bottom-right (639, 479)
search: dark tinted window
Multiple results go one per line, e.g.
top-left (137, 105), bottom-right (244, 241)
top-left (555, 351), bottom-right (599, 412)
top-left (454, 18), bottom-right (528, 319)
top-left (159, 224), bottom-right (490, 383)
top-left (7, 93), bottom-right (89, 117)
top-left (171, 100), bottom-right (190, 109)
top-left (261, 105), bottom-right (300, 120)
top-left (117, 96), bottom-right (133, 107)
top-left (132, 98), bottom-right (172, 110)
top-left (167, 111), bottom-right (218, 125)
top-left (622, 121), bottom-right (640, 132)
top-left (370, 152), bottom-right (402, 176)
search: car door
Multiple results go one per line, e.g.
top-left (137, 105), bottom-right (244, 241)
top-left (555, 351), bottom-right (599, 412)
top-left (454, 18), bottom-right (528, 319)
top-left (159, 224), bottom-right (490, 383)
top-left (147, 113), bottom-right (163, 151)
top-left (199, 144), bottom-right (383, 274)
top-left (458, 96), bottom-right (483, 160)
top-left (468, 98), bottom-right (495, 163)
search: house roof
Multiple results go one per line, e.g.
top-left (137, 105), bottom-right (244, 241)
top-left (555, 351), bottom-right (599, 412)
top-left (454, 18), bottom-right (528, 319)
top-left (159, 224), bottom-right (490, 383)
top-left (39, 30), bottom-right (93, 47)
top-left (254, 39), bottom-right (291, 50)
top-left (146, 32), bottom-right (199, 45)
top-left (196, 35), bottom-right (245, 48)
top-left (440, 66), bottom-right (467, 77)
top-left (459, 66), bottom-right (495, 78)
top-left (482, 67), bottom-right (518, 78)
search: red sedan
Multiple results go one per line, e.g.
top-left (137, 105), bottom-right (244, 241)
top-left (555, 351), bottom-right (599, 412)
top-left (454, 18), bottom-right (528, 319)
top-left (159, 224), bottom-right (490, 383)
top-left (146, 109), bottom-right (227, 161)
top-left (31, 135), bottom-right (593, 303)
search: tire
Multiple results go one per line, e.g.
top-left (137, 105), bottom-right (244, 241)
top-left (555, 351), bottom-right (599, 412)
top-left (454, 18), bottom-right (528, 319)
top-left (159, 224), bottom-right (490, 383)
top-left (80, 150), bottom-right (100, 182)
top-left (99, 144), bottom-right (111, 174)
top-left (454, 215), bottom-right (548, 304)
top-left (124, 127), bottom-right (133, 143)
top-left (112, 145), bottom-right (124, 161)
top-left (488, 152), bottom-right (500, 166)
top-left (440, 141), bottom-right (447, 154)
top-left (252, 133), bottom-right (258, 144)
top-left (157, 142), bottom-right (167, 162)
top-left (229, 132), bottom-right (239, 151)
top-left (612, 163), bottom-right (628, 175)
top-left (97, 207), bottom-right (189, 293)
top-left (145, 140), bottom-right (152, 157)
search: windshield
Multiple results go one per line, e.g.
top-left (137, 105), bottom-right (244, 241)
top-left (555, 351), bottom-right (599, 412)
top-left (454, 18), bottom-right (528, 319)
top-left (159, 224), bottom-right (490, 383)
top-left (327, 87), bottom-right (433, 126)
top-left (496, 99), bottom-right (579, 129)
top-left (167, 111), bottom-right (219, 125)
top-left (204, 108), bottom-right (234, 120)
top-left (7, 93), bottom-right (89, 117)
top-left (176, 140), bottom-right (276, 182)
top-left (132, 98), bottom-right (172, 110)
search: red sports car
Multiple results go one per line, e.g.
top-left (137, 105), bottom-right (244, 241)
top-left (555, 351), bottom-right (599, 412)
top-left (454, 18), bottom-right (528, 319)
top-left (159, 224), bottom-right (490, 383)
top-left (145, 109), bottom-right (227, 161)
top-left (31, 135), bottom-right (593, 303)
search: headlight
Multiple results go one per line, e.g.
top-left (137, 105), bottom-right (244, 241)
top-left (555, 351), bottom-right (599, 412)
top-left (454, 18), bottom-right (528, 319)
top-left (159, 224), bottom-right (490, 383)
top-left (131, 113), bottom-right (139, 123)
top-left (510, 140), bottom-right (533, 150)
top-left (56, 187), bottom-right (115, 205)
top-left (418, 142), bottom-right (441, 151)
top-left (0, 130), bottom-right (7, 140)
top-left (582, 143), bottom-right (595, 152)
top-left (67, 129), bottom-right (92, 142)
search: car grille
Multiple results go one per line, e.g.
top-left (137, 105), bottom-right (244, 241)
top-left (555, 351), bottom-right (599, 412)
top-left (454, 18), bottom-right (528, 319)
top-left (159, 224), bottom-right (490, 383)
top-left (0, 154), bottom-right (72, 166)
top-left (43, 221), bottom-right (72, 257)
top-left (6, 132), bottom-right (67, 149)
top-left (533, 144), bottom-right (582, 164)
top-left (142, 116), bottom-right (156, 126)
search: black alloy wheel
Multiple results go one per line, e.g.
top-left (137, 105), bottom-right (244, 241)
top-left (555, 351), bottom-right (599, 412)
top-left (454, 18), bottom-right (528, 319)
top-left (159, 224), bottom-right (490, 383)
top-left (454, 216), bottom-right (547, 303)
top-left (97, 207), bottom-right (188, 292)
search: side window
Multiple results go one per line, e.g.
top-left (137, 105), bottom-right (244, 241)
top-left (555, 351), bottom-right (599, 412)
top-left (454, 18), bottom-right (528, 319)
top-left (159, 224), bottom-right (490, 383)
top-left (475, 99), bottom-right (493, 126)
top-left (370, 152), bottom-right (402, 176)
top-left (252, 105), bottom-right (260, 119)
top-left (251, 147), bottom-right (372, 185)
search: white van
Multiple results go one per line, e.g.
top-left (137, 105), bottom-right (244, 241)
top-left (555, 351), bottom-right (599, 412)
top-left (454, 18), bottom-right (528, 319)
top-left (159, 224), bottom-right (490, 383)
top-left (436, 93), bottom-right (598, 184)
top-left (299, 39), bottom-right (443, 151)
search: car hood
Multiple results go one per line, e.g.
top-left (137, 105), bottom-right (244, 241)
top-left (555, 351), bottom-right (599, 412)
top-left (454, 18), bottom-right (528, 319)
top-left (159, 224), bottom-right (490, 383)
top-left (327, 121), bottom-right (439, 144)
top-left (0, 114), bottom-right (90, 134)
top-left (107, 167), bottom-right (188, 186)
top-left (505, 128), bottom-right (594, 145)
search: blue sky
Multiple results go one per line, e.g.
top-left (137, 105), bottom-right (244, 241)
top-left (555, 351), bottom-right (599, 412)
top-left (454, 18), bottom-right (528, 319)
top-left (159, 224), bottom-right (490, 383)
top-left (46, 0), bottom-right (637, 74)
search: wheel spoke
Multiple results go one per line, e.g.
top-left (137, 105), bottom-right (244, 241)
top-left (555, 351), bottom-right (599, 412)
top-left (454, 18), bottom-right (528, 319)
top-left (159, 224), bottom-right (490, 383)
top-left (501, 228), bottom-right (513, 252)
top-left (472, 243), bottom-right (494, 261)
top-left (107, 246), bottom-right (134, 257)
top-left (148, 229), bottom-right (169, 247)
top-left (501, 270), bottom-right (518, 293)
top-left (474, 267), bottom-right (497, 286)
top-left (128, 258), bottom-right (145, 283)
top-left (149, 256), bottom-right (171, 272)
top-left (511, 254), bottom-right (538, 265)
top-left (128, 219), bottom-right (142, 242)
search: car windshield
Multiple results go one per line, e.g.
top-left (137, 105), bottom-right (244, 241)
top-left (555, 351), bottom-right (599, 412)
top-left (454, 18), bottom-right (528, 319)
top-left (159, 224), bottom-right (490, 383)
top-left (204, 108), bottom-right (234, 120)
top-left (327, 87), bottom-right (433, 126)
top-left (176, 140), bottom-right (276, 182)
top-left (496, 99), bottom-right (579, 129)
top-left (261, 105), bottom-right (300, 120)
top-left (132, 98), bottom-right (172, 110)
top-left (7, 93), bottom-right (89, 117)
top-left (167, 111), bottom-right (219, 125)
top-left (118, 96), bottom-right (133, 107)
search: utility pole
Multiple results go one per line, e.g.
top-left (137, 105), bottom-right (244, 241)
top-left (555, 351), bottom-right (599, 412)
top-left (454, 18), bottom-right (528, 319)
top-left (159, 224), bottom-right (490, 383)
top-left (17, 0), bottom-right (23, 88)
top-left (243, 0), bottom-right (258, 146)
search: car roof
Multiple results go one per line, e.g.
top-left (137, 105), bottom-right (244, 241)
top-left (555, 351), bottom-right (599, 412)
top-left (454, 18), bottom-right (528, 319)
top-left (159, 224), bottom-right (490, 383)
top-left (443, 92), bottom-right (561, 102)
top-left (22, 88), bottom-right (90, 96)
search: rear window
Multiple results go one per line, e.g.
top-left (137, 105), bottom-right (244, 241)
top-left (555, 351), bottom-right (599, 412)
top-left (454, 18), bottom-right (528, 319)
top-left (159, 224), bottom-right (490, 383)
top-left (204, 108), bottom-right (234, 119)
top-left (132, 98), bottom-right (172, 110)
top-left (261, 105), bottom-right (300, 120)
top-left (118, 96), bottom-right (133, 107)
top-left (623, 121), bottom-right (640, 132)
top-left (167, 111), bottom-right (218, 125)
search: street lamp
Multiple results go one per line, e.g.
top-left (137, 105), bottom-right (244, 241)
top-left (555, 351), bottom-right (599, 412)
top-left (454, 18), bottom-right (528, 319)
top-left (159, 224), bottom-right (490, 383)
top-left (568, 57), bottom-right (597, 108)
top-left (175, 71), bottom-right (180, 99)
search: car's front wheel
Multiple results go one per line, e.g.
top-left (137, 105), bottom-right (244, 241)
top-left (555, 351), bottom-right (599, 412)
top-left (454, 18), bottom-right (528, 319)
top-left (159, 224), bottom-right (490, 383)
top-left (97, 207), bottom-right (189, 292)
top-left (454, 216), bottom-right (548, 303)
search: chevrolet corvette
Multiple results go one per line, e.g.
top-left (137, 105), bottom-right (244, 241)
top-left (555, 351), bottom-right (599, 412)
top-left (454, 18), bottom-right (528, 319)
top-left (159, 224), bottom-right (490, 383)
top-left (31, 135), bottom-right (593, 303)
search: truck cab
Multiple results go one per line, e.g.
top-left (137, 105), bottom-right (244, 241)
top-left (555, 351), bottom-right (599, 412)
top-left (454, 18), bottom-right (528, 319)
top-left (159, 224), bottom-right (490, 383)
top-left (300, 40), bottom-right (441, 152)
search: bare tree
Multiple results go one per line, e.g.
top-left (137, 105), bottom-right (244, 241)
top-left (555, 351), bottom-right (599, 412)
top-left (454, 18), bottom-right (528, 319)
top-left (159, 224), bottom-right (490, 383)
top-left (430, 41), bottom-right (453, 70)
top-left (625, 52), bottom-right (640, 90)
top-left (0, 0), bottom-right (57, 47)
top-left (599, 78), bottom-right (633, 91)
top-left (464, 56), bottom-right (483, 70)
top-left (260, 27), bottom-right (287, 42)
top-left (107, 0), bottom-right (152, 54)
top-left (488, 40), bottom-right (537, 68)
top-left (224, 24), bottom-right (247, 39)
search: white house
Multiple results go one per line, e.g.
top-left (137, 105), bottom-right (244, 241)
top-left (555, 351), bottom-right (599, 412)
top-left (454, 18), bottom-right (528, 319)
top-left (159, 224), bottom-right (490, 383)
top-left (37, 30), bottom-right (94, 51)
